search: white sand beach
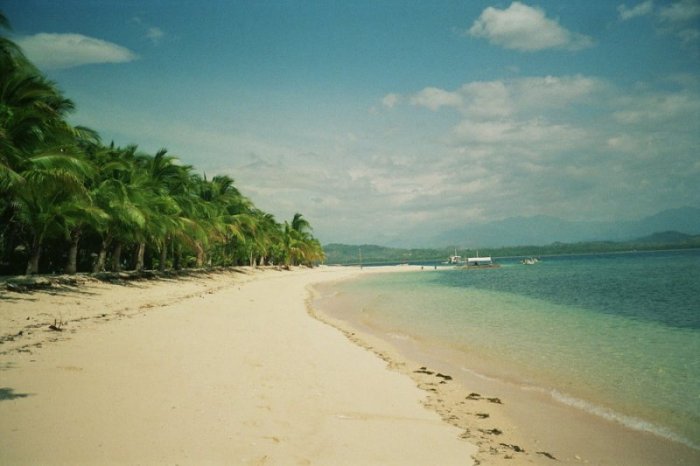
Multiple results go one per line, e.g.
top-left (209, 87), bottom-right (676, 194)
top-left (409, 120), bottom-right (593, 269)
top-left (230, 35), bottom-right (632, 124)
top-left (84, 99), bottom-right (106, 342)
top-left (3, 266), bottom-right (698, 466)
top-left (0, 267), bottom-right (476, 465)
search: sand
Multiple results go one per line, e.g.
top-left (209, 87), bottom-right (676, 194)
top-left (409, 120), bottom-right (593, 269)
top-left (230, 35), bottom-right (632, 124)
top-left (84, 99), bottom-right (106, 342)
top-left (0, 267), bottom-right (477, 465)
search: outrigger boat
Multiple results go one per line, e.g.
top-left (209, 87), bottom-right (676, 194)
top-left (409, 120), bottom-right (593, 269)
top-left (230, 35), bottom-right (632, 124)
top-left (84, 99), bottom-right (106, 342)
top-left (466, 255), bottom-right (494, 266)
top-left (450, 251), bottom-right (500, 269)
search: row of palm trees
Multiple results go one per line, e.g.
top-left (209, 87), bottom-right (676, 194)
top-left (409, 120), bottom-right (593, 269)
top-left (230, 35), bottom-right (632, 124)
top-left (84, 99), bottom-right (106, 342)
top-left (0, 13), bottom-right (324, 275)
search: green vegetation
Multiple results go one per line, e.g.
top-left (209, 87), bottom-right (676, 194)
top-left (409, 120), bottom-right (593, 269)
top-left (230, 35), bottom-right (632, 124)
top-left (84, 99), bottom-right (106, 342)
top-left (0, 13), bottom-right (324, 275)
top-left (324, 232), bottom-right (700, 265)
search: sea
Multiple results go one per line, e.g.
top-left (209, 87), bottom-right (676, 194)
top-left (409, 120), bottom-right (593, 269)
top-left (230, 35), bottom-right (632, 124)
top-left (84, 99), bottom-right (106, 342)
top-left (315, 249), bottom-right (700, 450)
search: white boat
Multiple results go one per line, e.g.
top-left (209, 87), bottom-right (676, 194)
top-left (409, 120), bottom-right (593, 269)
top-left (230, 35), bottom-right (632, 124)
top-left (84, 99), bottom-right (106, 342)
top-left (466, 255), bottom-right (493, 266)
top-left (521, 257), bottom-right (539, 265)
top-left (447, 249), bottom-right (462, 264)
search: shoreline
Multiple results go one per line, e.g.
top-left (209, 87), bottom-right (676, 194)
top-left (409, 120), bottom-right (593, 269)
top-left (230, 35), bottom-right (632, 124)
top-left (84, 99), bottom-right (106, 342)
top-left (0, 266), bottom-right (477, 465)
top-left (308, 266), bottom-right (700, 465)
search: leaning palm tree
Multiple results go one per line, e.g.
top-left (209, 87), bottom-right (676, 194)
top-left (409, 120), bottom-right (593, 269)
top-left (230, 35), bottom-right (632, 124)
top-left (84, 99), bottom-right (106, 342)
top-left (87, 144), bottom-right (147, 272)
top-left (0, 21), bottom-right (100, 273)
top-left (59, 197), bottom-right (109, 274)
top-left (13, 152), bottom-right (94, 273)
top-left (291, 212), bottom-right (312, 235)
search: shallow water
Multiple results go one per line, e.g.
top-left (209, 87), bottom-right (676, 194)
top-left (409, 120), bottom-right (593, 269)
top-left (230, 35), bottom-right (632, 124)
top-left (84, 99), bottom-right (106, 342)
top-left (317, 250), bottom-right (700, 449)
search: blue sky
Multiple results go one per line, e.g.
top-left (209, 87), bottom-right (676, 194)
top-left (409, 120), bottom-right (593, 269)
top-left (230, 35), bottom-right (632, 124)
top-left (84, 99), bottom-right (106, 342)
top-left (5, 1), bottom-right (700, 245)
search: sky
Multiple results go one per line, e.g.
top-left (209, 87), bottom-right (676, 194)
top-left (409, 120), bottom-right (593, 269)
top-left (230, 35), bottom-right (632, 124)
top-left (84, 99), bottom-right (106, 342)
top-left (4, 0), bottom-right (700, 245)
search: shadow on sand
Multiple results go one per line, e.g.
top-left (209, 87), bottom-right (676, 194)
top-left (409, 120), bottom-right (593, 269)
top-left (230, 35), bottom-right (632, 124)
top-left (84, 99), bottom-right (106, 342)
top-left (0, 387), bottom-right (32, 401)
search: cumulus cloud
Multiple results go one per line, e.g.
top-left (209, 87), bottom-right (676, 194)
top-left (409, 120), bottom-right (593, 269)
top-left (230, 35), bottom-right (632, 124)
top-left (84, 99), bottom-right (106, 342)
top-left (467, 1), bottom-right (594, 51)
top-left (618, 1), bottom-right (654, 21)
top-left (613, 90), bottom-right (700, 124)
top-left (410, 87), bottom-right (463, 111)
top-left (16, 33), bottom-right (137, 69)
top-left (411, 75), bottom-right (602, 118)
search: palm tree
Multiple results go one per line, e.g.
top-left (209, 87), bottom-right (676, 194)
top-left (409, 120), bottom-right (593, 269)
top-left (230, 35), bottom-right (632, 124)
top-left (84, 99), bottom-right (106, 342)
top-left (1, 10), bottom-right (326, 274)
top-left (86, 144), bottom-right (146, 272)
top-left (129, 149), bottom-right (185, 271)
top-left (247, 210), bottom-right (280, 266)
top-left (13, 152), bottom-right (94, 273)
top-left (291, 212), bottom-right (312, 236)
top-left (277, 213), bottom-right (325, 267)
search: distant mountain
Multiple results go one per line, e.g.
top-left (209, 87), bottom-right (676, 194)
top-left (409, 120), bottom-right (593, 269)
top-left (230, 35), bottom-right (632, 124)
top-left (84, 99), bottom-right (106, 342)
top-left (632, 231), bottom-right (699, 244)
top-left (421, 206), bottom-right (700, 248)
top-left (323, 229), bottom-right (700, 265)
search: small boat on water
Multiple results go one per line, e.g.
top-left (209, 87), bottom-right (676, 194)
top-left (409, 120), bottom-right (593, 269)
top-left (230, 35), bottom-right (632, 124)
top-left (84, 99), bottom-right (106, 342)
top-left (458, 252), bottom-right (500, 269)
top-left (446, 249), bottom-right (462, 264)
top-left (521, 257), bottom-right (540, 265)
top-left (467, 255), bottom-right (493, 266)
top-left (446, 250), bottom-right (500, 269)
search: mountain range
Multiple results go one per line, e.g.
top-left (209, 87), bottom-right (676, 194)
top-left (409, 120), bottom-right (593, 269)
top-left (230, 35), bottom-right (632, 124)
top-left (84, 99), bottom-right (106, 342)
top-left (392, 206), bottom-right (700, 248)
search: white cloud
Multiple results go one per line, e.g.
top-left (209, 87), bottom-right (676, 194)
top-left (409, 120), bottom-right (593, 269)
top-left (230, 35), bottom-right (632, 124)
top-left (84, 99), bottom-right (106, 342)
top-left (618, 1), bottom-right (654, 21)
top-left (511, 75), bottom-right (605, 110)
top-left (146, 27), bottom-right (165, 44)
top-left (410, 87), bottom-right (462, 111)
top-left (458, 81), bottom-right (513, 119)
top-left (381, 93), bottom-right (401, 108)
top-left (613, 90), bottom-right (700, 124)
top-left (16, 33), bottom-right (137, 69)
top-left (411, 75), bottom-right (602, 118)
top-left (131, 16), bottom-right (166, 45)
top-left (657, 0), bottom-right (700, 45)
top-left (450, 118), bottom-right (586, 150)
top-left (467, 1), bottom-right (594, 51)
top-left (658, 0), bottom-right (700, 23)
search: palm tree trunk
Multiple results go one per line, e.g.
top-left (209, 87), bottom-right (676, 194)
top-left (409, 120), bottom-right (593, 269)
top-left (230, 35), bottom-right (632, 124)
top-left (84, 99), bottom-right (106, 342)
top-left (159, 240), bottom-right (168, 272)
top-left (26, 237), bottom-right (41, 275)
top-left (173, 243), bottom-right (182, 270)
top-left (135, 241), bottom-right (146, 272)
top-left (94, 238), bottom-right (109, 273)
top-left (195, 244), bottom-right (205, 268)
top-left (112, 242), bottom-right (122, 272)
top-left (66, 230), bottom-right (80, 274)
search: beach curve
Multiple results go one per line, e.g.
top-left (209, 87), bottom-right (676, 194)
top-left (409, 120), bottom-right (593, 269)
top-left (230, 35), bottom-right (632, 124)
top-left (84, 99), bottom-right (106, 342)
top-left (0, 266), bottom-right (476, 465)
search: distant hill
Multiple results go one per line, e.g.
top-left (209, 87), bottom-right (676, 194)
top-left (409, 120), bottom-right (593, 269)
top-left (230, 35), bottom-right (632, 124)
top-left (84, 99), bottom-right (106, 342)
top-left (633, 231), bottom-right (698, 243)
top-left (416, 206), bottom-right (700, 248)
top-left (323, 244), bottom-right (447, 265)
top-left (323, 230), bottom-right (700, 265)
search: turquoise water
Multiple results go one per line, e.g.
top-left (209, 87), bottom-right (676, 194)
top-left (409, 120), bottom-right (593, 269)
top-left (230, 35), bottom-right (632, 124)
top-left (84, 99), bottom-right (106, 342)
top-left (320, 250), bottom-right (700, 449)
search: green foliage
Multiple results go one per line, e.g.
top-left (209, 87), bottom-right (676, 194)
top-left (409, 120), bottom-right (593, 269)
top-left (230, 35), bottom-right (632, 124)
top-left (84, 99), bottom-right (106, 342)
top-left (0, 11), bottom-right (324, 274)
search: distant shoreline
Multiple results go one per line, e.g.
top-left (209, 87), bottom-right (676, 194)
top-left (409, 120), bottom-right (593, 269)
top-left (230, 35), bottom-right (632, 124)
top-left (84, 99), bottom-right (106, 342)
top-left (327, 246), bottom-right (700, 267)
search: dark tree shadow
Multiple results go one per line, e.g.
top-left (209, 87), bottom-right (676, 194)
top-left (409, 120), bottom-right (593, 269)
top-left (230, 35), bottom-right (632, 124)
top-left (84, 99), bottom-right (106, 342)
top-left (0, 387), bottom-right (32, 401)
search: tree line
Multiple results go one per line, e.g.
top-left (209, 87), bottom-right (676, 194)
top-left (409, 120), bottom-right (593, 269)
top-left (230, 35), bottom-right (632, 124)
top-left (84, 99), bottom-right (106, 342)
top-left (324, 232), bottom-right (700, 265)
top-left (0, 13), bottom-right (324, 275)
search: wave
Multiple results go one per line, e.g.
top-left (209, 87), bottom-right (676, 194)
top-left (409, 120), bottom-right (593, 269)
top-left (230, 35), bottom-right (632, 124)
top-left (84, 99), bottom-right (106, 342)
top-left (461, 364), bottom-right (699, 452)
top-left (548, 388), bottom-right (699, 451)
